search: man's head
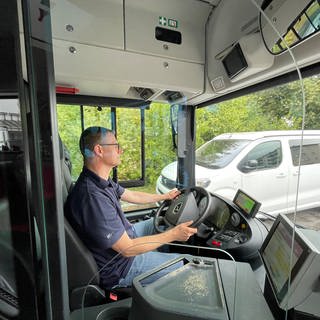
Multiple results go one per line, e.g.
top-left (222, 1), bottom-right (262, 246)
top-left (80, 126), bottom-right (113, 158)
top-left (79, 127), bottom-right (122, 168)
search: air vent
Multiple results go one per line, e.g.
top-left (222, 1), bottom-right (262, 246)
top-left (134, 87), bottom-right (155, 100)
top-left (163, 91), bottom-right (184, 102)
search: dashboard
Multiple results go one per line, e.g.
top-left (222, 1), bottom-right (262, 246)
top-left (195, 193), bottom-right (268, 263)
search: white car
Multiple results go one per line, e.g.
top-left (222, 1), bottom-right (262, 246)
top-left (156, 130), bottom-right (320, 217)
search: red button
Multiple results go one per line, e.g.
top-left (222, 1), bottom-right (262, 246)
top-left (109, 292), bottom-right (118, 301)
top-left (211, 240), bottom-right (221, 247)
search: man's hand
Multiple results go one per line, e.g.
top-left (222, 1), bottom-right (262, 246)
top-left (165, 188), bottom-right (181, 200)
top-left (168, 220), bottom-right (197, 242)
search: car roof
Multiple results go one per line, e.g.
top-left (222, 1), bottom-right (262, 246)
top-left (214, 130), bottom-right (320, 141)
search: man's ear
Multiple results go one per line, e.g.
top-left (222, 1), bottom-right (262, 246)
top-left (93, 144), bottom-right (103, 157)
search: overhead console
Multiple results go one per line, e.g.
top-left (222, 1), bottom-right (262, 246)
top-left (221, 33), bottom-right (274, 82)
top-left (47, 0), bottom-right (212, 103)
top-left (189, 0), bottom-right (320, 106)
top-left (206, 0), bottom-right (275, 96)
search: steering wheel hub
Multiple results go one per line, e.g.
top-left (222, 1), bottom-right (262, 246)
top-left (154, 187), bottom-right (212, 233)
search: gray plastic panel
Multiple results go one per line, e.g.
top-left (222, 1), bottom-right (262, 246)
top-left (129, 256), bottom-right (228, 320)
top-left (218, 260), bottom-right (274, 320)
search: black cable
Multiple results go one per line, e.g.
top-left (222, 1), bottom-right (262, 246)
top-left (255, 217), bottom-right (270, 232)
top-left (258, 211), bottom-right (276, 220)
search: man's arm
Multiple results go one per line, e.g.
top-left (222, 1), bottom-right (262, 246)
top-left (112, 221), bottom-right (197, 257)
top-left (121, 188), bottom-right (180, 204)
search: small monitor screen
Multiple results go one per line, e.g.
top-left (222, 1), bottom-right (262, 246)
top-left (222, 43), bottom-right (248, 79)
top-left (233, 189), bottom-right (261, 218)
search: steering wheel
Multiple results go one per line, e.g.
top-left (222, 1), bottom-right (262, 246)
top-left (154, 186), bottom-right (212, 233)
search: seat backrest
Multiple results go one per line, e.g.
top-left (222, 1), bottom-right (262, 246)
top-left (64, 217), bottom-right (100, 289)
top-left (59, 137), bottom-right (100, 289)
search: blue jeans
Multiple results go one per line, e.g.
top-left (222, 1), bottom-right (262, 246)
top-left (117, 219), bottom-right (183, 287)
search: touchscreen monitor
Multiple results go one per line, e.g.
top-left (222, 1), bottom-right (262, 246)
top-left (260, 214), bottom-right (320, 311)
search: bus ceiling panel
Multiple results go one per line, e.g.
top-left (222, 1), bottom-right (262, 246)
top-left (50, 0), bottom-right (124, 50)
top-left (50, 0), bottom-right (212, 64)
top-left (189, 36), bottom-right (320, 107)
top-left (201, 33), bottom-right (320, 107)
top-left (125, 0), bottom-right (212, 64)
top-left (52, 39), bottom-right (204, 101)
top-left (195, 61), bottom-right (320, 108)
top-left (200, 0), bottom-right (320, 106)
top-left (206, 0), bottom-right (267, 94)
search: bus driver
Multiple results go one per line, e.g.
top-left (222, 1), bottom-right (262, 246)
top-left (65, 126), bottom-right (197, 291)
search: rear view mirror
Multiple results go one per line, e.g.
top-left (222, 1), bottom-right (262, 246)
top-left (260, 0), bottom-right (319, 54)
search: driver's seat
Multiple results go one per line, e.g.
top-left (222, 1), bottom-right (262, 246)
top-left (64, 218), bottom-right (107, 310)
top-left (59, 137), bottom-right (105, 310)
top-left (59, 137), bottom-right (131, 310)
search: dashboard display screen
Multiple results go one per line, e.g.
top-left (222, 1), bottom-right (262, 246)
top-left (233, 189), bottom-right (261, 218)
top-left (205, 197), bottom-right (230, 229)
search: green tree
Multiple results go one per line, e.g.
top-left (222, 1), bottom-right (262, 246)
top-left (57, 105), bottom-right (83, 179)
top-left (196, 94), bottom-right (291, 148)
top-left (252, 75), bottom-right (320, 129)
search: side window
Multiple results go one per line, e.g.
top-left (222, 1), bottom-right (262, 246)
top-left (289, 139), bottom-right (320, 166)
top-left (57, 104), bottom-right (142, 183)
top-left (57, 102), bottom-right (176, 212)
top-left (238, 141), bottom-right (282, 173)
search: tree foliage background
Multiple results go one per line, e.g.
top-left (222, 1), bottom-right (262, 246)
top-left (57, 75), bottom-right (320, 190)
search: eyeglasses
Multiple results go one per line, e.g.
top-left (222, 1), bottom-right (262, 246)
top-left (99, 143), bottom-right (122, 152)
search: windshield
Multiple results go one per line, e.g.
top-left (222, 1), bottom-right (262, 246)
top-left (195, 139), bottom-right (250, 169)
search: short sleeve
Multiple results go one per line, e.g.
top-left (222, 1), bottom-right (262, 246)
top-left (81, 193), bottom-right (125, 249)
top-left (110, 179), bottom-right (125, 198)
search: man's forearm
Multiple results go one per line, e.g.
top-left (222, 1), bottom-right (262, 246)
top-left (112, 220), bottom-right (196, 257)
top-left (122, 190), bottom-right (167, 204)
top-left (121, 231), bottom-right (174, 257)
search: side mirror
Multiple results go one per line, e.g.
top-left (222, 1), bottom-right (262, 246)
top-left (242, 159), bottom-right (258, 172)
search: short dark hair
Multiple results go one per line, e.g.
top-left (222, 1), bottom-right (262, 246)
top-left (79, 126), bottom-right (114, 158)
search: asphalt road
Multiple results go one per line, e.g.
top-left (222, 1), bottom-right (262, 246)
top-left (261, 207), bottom-right (320, 231)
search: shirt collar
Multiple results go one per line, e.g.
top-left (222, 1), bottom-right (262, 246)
top-left (82, 166), bottom-right (112, 189)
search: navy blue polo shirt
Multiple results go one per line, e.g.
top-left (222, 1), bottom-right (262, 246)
top-left (65, 167), bottom-right (136, 289)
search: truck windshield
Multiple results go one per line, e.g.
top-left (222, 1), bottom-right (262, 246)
top-left (195, 139), bottom-right (250, 169)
